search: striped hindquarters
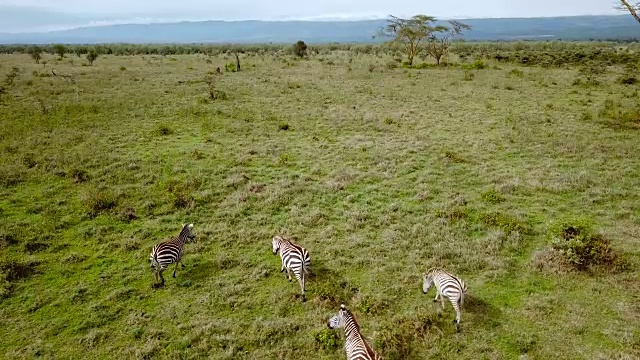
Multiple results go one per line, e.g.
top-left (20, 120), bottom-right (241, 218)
top-left (431, 268), bottom-right (466, 302)
top-left (280, 240), bottom-right (309, 279)
top-left (150, 241), bottom-right (183, 270)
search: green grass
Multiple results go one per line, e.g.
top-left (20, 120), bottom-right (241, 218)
top-left (0, 50), bottom-right (639, 359)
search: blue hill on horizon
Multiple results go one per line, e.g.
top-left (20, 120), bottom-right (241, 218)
top-left (0, 15), bottom-right (638, 44)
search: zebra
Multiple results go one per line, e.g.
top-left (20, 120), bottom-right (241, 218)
top-left (327, 303), bottom-right (382, 360)
top-left (272, 235), bottom-right (310, 300)
top-left (149, 223), bottom-right (195, 287)
top-left (422, 267), bottom-right (468, 329)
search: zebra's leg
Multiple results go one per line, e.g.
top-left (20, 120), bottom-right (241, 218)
top-left (451, 297), bottom-right (461, 329)
top-left (173, 261), bottom-right (179, 278)
top-left (286, 268), bottom-right (293, 282)
top-left (433, 291), bottom-right (439, 302)
top-left (441, 294), bottom-right (446, 311)
top-left (159, 269), bottom-right (165, 286)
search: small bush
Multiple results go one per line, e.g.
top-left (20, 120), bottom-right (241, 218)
top-left (463, 70), bottom-right (475, 81)
top-left (461, 59), bottom-right (487, 70)
top-left (549, 218), bottom-right (618, 270)
top-left (313, 329), bottom-right (339, 351)
top-left (386, 61), bottom-right (398, 70)
top-left (225, 62), bottom-right (237, 72)
top-left (81, 189), bottom-right (118, 217)
top-left (375, 311), bottom-right (443, 359)
top-left (68, 168), bottom-right (89, 183)
top-left (479, 211), bottom-right (530, 234)
top-left (508, 69), bottom-right (524, 78)
top-left (119, 66), bottom-right (127, 71)
top-left (86, 50), bottom-right (98, 65)
top-left (278, 123), bottom-right (290, 131)
top-left (293, 40), bottom-right (308, 58)
top-left (618, 74), bottom-right (637, 85)
top-left (153, 124), bottom-right (174, 136)
top-left (368, 64), bottom-right (376, 72)
top-left (481, 189), bottom-right (505, 204)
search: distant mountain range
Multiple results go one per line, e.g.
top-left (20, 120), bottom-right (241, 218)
top-left (0, 15), bottom-right (638, 44)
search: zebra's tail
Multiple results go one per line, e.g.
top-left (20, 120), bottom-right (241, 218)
top-left (458, 292), bottom-right (465, 308)
top-left (302, 252), bottom-right (310, 274)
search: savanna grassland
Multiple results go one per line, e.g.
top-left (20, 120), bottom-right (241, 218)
top-left (1, 44), bottom-right (639, 359)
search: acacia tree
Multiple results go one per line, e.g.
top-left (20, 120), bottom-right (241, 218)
top-left (86, 50), bottom-right (98, 65)
top-left (616, 0), bottom-right (640, 24)
top-left (28, 46), bottom-right (42, 64)
top-left (424, 20), bottom-right (471, 65)
top-left (53, 44), bottom-right (66, 59)
top-left (380, 15), bottom-right (439, 66)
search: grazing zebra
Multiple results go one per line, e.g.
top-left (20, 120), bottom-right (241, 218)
top-left (149, 223), bottom-right (195, 287)
top-left (422, 267), bottom-right (468, 329)
top-left (327, 304), bottom-right (382, 360)
top-left (271, 235), bottom-right (310, 299)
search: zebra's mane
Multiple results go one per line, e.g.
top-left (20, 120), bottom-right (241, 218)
top-left (281, 236), bottom-right (304, 251)
top-left (342, 306), bottom-right (378, 357)
top-left (178, 223), bottom-right (192, 238)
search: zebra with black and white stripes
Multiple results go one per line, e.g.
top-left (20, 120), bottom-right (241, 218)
top-left (422, 267), bottom-right (468, 329)
top-left (149, 223), bottom-right (196, 287)
top-left (327, 303), bottom-right (382, 360)
top-left (272, 235), bottom-right (310, 300)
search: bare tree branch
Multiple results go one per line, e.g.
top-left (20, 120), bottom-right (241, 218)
top-left (615, 0), bottom-right (640, 24)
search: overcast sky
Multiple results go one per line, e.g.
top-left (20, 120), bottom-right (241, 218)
top-left (0, 0), bottom-right (624, 33)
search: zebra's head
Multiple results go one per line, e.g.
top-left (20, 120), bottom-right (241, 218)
top-left (423, 273), bottom-right (434, 294)
top-left (327, 303), bottom-right (348, 329)
top-left (181, 223), bottom-right (196, 241)
top-left (272, 235), bottom-right (283, 255)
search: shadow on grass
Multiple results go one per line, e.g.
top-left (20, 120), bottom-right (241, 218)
top-left (463, 294), bottom-right (502, 329)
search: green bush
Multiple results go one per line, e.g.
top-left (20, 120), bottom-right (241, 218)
top-left (313, 328), bottom-right (339, 351)
top-left (481, 189), bottom-right (505, 204)
top-left (461, 59), bottom-right (487, 70)
top-left (81, 189), bottom-right (117, 217)
top-left (479, 211), bottom-right (530, 234)
top-left (549, 218), bottom-right (617, 270)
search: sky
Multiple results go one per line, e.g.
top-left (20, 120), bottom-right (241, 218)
top-left (0, 0), bottom-right (624, 33)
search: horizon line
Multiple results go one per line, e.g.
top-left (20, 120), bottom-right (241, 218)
top-left (1, 13), bottom-right (628, 35)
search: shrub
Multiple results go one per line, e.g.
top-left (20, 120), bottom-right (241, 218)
top-left (508, 69), bottom-right (524, 78)
top-left (313, 329), bottom-right (339, 351)
top-left (205, 75), bottom-right (228, 100)
top-left (278, 123), bottom-right (290, 131)
top-left (461, 59), bottom-right (487, 70)
top-left (119, 66), bottom-right (127, 71)
top-left (618, 73), bottom-right (638, 85)
top-left (68, 168), bottom-right (89, 183)
top-left (463, 70), bottom-right (475, 81)
top-left (28, 46), bottom-right (42, 64)
top-left (549, 218), bottom-right (617, 270)
top-left (386, 60), bottom-right (398, 69)
top-left (81, 189), bottom-right (118, 217)
top-left (86, 50), bottom-right (98, 65)
top-left (293, 40), bottom-right (308, 58)
top-left (225, 62), bottom-right (237, 72)
top-left (153, 124), bottom-right (174, 136)
top-left (481, 189), bottom-right (505, 204)
top-left (375, 311), bottom-right (443, 359)
top-left (479, 211), bottom-right (530, 234)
